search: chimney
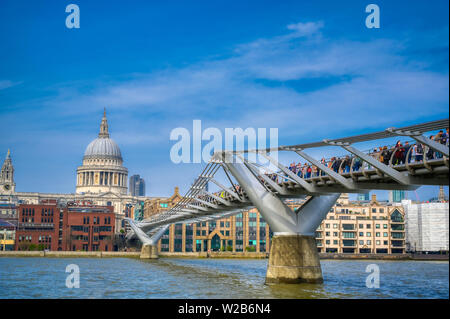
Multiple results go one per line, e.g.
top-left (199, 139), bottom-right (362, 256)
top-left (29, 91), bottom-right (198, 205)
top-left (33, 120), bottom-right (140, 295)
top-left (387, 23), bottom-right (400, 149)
top-left (371, 194), bottom-right (377, 204)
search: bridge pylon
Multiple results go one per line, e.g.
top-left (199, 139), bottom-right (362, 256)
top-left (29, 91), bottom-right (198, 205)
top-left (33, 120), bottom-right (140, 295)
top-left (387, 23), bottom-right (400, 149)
top-left (126, 219), bottom-right (168, 259)
top-left (223, 153), bottom-right (339, 284)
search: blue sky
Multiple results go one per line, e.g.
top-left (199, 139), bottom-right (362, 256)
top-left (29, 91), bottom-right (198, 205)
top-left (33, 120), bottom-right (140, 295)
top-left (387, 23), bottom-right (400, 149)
top-left (0, 0), bottom-right (448, 200)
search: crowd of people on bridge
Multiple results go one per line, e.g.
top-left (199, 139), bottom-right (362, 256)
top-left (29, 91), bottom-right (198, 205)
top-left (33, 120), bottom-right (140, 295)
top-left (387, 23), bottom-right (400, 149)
top-left (279, 128), bottom-right (449, 182)
top-left (202, 129), bottom-right (449, 198)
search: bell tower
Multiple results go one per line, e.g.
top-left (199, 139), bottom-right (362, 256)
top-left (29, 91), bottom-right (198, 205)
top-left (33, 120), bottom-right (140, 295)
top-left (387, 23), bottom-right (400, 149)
top-left (0, 149), bottom-right (15, 195)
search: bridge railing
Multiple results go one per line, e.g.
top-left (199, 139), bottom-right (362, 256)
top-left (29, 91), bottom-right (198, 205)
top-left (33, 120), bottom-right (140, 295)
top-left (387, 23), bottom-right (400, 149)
top-left (263, 138), bottom-right (448, 185)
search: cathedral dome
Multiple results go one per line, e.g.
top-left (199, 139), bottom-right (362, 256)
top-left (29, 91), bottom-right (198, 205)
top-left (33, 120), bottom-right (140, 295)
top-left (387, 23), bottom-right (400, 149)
top-left (83, 109), bottom-right (123, 161)
top-left (84, 137), bottom-right (122, 160)
top-left (77, 108), bottom-right (128, 196)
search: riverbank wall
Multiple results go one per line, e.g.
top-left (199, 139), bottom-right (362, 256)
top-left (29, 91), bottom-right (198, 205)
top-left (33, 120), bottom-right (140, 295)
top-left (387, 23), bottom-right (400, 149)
top-left (0, 251), bottom-right (447, 260)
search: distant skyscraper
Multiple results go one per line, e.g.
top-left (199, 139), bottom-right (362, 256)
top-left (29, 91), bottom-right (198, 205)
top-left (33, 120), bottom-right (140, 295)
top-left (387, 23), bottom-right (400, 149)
top-left (438, 186), bottom-right (446, 202)
top-left (129, 175), bottom-right (146, 196)
top-left (389, 190), bottom-right (406, 203)
top-left (357, 193), bottom-right (370, 201)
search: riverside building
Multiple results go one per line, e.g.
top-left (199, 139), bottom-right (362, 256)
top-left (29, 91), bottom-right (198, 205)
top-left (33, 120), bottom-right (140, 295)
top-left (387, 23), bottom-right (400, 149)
top-left (0, 202), bottom-right (17, 251)
top-left (143, 192), bottom-right (407, 254)
top-left (403, 199), bottom-right (449, 253)
top-left (15, 200), bottom-right (115, 251)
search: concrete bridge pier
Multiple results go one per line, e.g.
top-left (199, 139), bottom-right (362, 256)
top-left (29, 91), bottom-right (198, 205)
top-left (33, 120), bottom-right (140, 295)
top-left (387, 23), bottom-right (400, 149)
top-left (224, 155), bottom-right (339, 284)
top-left (140, 244), bottom-right (159, 259)
top-left (266, 234), bottom-right (322, 284)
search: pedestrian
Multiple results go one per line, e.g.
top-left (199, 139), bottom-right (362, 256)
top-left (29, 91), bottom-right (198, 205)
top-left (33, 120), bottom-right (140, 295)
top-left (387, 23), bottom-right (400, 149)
top-left (414, 143), bottom-right (423, 162)
top-left (403, 141), bottom-right (411, 163)
top-left (426, 135), bottom-right (435, 160)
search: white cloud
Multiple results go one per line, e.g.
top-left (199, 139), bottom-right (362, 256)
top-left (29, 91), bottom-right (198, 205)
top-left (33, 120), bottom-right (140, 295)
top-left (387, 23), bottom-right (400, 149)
top-left (0, 80), bottom-right (21, 90)
top-left (286, 21), bottom-right (324, 37)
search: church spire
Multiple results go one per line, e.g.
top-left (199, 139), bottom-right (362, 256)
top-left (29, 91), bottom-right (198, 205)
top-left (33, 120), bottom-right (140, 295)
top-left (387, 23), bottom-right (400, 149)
top-left (99, 108), bottom-right (110, 138)
top-left (1, 148), bottom-right (14, 185)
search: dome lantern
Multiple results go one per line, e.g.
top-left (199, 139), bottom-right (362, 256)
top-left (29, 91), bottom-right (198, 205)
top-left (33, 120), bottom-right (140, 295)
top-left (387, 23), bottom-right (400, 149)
top-left (98, 107), bottom-right (110, 138)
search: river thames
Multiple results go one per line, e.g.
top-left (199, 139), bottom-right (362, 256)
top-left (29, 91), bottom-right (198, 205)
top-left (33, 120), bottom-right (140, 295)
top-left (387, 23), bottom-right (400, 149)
top-left (0, 257), bottom-right (448, 299)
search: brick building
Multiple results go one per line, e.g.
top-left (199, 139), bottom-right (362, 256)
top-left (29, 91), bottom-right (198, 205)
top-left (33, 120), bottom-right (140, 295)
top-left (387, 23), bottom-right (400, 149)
top-left (16, 201), bottom-right (60, 251)
top-left (64, 201), bottom-right (115, 251)
top-left (15, 200), bottom-right (115, 251)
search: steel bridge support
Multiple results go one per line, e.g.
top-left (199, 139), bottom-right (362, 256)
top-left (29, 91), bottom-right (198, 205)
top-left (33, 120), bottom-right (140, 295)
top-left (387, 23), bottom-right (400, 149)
top-left (126, 219), bottom-right (169, 259)
top-left (223, 154), bottom-right (339, 284)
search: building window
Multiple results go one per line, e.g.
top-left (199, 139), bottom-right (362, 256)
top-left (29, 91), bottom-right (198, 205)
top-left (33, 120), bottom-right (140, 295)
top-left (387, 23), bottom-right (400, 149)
top-left (390, 210), bottom-right (404, 222)
top-left (383, 232), bottom-right (388, 237)
top-left (342, 224), bottom-right (355, 230)
top-left (366, 232), bottom-right (371, 237)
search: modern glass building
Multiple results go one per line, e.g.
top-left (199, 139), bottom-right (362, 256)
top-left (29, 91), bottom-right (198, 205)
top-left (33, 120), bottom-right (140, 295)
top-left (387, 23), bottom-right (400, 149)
top-left (389, 190), bottom-right (406, 203)
top-left (129, 175), bottom-right (146, 196)
top-left (357, 193), bottom-right (370, 201)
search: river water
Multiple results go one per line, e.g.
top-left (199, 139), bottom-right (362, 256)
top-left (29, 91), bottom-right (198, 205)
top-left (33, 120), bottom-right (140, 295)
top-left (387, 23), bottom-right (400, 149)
top-left (0, 257), bottom-right (448, 299)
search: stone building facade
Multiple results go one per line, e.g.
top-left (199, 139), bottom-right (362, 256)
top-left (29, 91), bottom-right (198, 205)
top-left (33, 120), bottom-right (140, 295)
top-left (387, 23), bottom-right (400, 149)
top-left (316, 195), bottom-right (406, 254)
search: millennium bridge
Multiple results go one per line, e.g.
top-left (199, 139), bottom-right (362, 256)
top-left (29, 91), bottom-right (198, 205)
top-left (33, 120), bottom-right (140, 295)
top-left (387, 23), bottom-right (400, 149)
top-left (126, 118), bottom-right (449, 284)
